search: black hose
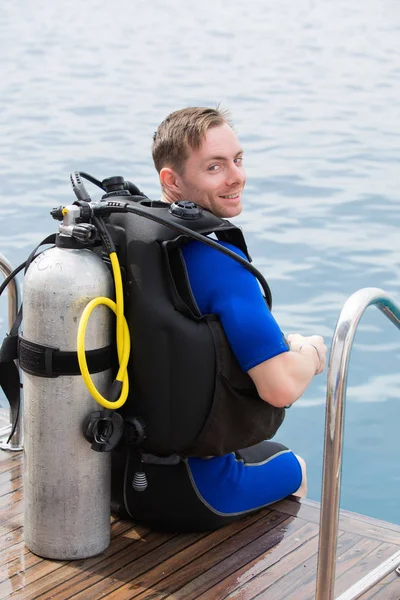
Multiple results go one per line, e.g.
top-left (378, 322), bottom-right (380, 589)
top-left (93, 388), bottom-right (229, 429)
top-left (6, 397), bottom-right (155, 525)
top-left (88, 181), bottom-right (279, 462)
top-left (79, 171), bottom-right (104, 190)
top-left (95, 201), bottom-right (272, 307)
top-left (1, 234), bottom-right (56, 298)
top-left (0, 261), bottom-right (26, 297)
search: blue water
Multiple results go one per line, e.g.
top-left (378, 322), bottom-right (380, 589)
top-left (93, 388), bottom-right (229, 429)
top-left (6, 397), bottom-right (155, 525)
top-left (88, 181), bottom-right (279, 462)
top-left (1, 0), bottom-right (399, 525)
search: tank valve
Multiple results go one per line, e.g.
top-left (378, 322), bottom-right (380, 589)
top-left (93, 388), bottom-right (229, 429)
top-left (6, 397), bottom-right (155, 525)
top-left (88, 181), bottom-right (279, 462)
top-left (71, 224), bottom-right (97, 244)
top-left (51, 206), bottom-right (65, 221)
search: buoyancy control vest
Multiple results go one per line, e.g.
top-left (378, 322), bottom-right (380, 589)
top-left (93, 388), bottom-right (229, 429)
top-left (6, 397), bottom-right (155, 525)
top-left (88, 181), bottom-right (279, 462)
top-left (107, 199), bottom-right (286, 458)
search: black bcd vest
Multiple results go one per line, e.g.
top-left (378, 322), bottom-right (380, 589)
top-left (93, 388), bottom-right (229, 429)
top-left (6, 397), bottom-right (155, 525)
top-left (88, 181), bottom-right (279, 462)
top-left (107, 199), bottom-right (285, 457)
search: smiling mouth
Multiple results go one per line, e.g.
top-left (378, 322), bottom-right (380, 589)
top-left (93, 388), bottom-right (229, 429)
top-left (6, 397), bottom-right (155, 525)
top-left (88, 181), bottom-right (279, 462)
top-left (219, 192), bottom-right (241, 199)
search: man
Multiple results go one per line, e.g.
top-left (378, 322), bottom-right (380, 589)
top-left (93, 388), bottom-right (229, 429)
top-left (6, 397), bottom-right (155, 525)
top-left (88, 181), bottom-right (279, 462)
top-left (132, 107), bottom-right (327, 530)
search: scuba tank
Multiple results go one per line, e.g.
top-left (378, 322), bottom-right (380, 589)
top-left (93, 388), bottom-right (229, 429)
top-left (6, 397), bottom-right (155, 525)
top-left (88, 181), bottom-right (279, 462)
top-left (19, 176), bottom-right (128, 560)
top-left (22, 202), bottom-right (117, 559)
top-left (0, 173), bottom-right (136, 559)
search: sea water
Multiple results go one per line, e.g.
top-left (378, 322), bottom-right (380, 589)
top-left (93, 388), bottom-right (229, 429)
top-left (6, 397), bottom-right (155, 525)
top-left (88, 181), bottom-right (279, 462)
top-left (1, 0), bottom-right (399, 525)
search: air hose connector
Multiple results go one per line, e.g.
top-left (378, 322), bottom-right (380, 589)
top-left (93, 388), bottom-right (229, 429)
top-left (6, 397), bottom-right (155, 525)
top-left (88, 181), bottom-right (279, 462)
top-left (84, 410), bottom-right (124, 452)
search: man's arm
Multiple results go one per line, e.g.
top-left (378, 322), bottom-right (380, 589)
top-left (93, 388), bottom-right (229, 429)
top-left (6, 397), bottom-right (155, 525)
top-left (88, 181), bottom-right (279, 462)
top-left (182, 240), bottom-right (328, 408)
top-left (248, 334), bottom-right (327, 408)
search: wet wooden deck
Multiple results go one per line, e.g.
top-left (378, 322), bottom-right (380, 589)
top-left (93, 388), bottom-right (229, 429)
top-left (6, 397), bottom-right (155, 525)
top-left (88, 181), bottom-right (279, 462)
top-left (1, 450), bottom-right (400, 600)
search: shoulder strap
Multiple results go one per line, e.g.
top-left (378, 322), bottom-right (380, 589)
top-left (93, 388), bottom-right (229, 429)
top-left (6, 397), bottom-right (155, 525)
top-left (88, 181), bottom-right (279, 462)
top-left (215, 224), bottom-right (251, 261)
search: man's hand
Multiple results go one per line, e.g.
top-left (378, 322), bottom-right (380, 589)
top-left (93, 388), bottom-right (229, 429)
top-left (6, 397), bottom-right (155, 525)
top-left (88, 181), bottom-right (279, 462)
top-left (286, 334), bottom-right (328, 375)
top-left (248, 333), bottom-right (328, 407)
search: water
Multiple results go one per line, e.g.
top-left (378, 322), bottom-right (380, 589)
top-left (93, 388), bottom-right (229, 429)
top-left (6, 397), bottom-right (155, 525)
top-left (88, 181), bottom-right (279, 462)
top-left (1, 0), bottom-right (399, 525)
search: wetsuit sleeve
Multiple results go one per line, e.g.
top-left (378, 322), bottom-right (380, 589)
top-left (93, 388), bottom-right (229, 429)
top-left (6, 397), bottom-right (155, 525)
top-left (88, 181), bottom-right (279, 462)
top-left (181, 240), bottom-right (289, 372)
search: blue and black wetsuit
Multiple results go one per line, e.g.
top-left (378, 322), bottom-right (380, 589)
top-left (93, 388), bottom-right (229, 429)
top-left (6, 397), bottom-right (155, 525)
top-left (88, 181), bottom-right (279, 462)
top-left (127, 239), bottom-right (303, 531)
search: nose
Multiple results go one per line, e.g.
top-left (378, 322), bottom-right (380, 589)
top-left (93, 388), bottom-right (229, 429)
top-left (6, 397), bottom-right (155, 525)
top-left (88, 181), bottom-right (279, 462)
top-left (226, 162), bottom-right (245, 187)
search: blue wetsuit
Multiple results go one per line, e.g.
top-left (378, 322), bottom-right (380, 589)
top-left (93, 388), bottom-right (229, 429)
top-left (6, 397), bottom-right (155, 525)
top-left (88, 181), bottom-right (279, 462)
top-left (181, 240), bottom-right (302, 517)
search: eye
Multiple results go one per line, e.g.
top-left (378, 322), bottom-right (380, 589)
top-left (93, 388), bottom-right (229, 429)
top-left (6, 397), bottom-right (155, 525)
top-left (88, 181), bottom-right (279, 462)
top-left (207, 164), bottom-right (220, 172)
top-left (234, 156), bottom-right (243, 165)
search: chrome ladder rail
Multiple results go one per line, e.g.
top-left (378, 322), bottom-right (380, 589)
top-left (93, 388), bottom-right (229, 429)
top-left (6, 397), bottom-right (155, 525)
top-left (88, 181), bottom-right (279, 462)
top-left (315, 287), bottom-right (400, 600)
top-left (0, 252), bottom-right (23, 451)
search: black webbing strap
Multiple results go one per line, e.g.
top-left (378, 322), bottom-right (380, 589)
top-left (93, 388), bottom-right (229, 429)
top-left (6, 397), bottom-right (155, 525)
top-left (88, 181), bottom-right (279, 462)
top-left (19, 337), bottom-right (116, 377)
top-left (0, 362), bottom-right (21, 443)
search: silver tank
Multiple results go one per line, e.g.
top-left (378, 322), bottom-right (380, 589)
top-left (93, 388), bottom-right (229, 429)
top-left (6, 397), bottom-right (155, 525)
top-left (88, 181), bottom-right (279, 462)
top-left (23, 244), bottom-right (113, 559)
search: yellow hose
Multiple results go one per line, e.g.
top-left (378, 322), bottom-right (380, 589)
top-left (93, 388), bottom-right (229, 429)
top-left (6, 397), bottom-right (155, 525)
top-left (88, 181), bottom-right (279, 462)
top-left (77, 251), bottom-right (130, 409)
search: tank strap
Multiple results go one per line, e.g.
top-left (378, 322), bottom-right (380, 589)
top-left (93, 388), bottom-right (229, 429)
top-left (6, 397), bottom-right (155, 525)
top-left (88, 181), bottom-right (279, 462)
top-left (18, 337), bottom-right (116, 378)
top-left (0, 360), bottom-right (21, 443)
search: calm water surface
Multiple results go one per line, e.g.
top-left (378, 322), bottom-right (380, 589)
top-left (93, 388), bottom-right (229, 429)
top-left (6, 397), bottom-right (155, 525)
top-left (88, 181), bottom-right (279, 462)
top-left (1, 0), bottom-right (399, 524)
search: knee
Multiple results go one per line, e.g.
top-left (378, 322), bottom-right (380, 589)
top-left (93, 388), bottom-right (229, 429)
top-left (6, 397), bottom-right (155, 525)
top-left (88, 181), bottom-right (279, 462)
top-left (293, 454), bottom-right (307, 498)
top-left (295, 454), bottom-right (306, 475)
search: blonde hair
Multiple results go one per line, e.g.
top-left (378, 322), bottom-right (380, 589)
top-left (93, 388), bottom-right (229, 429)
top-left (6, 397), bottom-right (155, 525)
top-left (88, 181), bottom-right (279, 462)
top-left (152, 106), bottom-right (232, 174)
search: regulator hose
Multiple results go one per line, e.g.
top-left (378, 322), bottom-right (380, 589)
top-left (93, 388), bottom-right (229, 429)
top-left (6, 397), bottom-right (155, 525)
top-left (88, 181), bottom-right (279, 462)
top-left (73, 172), bottom-right (272, 304)
top-left (94, 200), bottom-right (273, 307)
top-left (77, 219), bottom-right (130, 409)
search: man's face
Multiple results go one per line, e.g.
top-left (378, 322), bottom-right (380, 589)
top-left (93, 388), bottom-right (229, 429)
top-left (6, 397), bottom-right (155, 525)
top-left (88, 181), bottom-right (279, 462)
top-left (176, 123), bottom-right (246, 218)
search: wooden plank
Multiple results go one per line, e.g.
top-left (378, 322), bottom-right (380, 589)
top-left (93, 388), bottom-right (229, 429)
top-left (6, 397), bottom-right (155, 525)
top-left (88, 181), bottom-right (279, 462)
top-left (0, 489), bottom-right (22, 511)
top-left (271, 536), bottom-right (384, 600)
top-left (0, 459), bottom-right (23, 542)
top-left (0, 462), bottom-right (22, 487)
top-left (139, 518), bottom-right (318, 600)
top-left (0, 516), bottom-right (23, 543)
top-left (0, 448), bottom-right (14, 463)
top-left (1, 512), bottom-right (120, 559)
top-left (2, 519), bottom-right (151, 600)
top-left (188, 520), bottom-right (320, 600)
top-left (221, 531), bottom-right (358, 600)
top-left (0, 517), bottom-right (123, 576)
top-left (284, 498), bottom-right (400, 535)
top-left (1, 526), bottom-right (23, 554)
top-left (50, 510), bottom-right (271, 600)
top-left (241, 537), bottom-right (400, 600)
top-left (334, 541), bottom-right (400, 600)
top-left (1, 550), bottom-right (43, 587)
top-left (4, 528), bottom-right (178, 600)
top-left (0, 474), bottom-right (22, 499)
top-left (0, 518), bottom-right (132, 584)
top-left (362, 572), bottom-right (400, 599)
top-left (0, 542), bottom-right (29, 573)
top-left (102, 510), bottom-right (289, 600)
top-left (275, 498), bottom-right (400, 544)
top-left (0, 497), bottom-right (23, 527)
top-left (0, 454), bottom-right (22, 474)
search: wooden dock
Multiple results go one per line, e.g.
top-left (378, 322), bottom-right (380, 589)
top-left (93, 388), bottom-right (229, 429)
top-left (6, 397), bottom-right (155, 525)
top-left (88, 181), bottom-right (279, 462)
top-left (1, 450), bottom-right (399, 600)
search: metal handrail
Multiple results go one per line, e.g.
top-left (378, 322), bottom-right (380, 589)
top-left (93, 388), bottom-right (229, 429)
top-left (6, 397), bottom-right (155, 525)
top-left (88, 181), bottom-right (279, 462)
top-left (315, 287), bottom-right (400, 600)
top-left (0, 253), bottom-right (23, 451)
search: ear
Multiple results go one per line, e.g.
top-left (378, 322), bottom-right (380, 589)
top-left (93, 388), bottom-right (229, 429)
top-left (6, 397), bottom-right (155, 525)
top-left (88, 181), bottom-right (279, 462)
top-left (160, 167), bottom-right (180, 192)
